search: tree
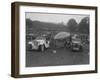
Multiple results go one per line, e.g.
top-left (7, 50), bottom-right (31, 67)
top-left (26, 19), bottom-right (33, 27)
top-left (78, 17), bottom-right (89, 34)
top-left (67, 19), bottom-right (78, 32)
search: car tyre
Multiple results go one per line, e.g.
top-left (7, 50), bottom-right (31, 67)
top-left (79, 46), bottom-right (83, 51)
top-left (39, 45), bottom-right (45, 52)
top-left (28, 44), bottom-right (32, 51)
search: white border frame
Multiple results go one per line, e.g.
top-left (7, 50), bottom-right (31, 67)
top-left (19, 5), bottom-right (96, 75)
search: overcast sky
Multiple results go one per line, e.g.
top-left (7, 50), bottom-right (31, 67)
top-left (26, 12), bottom-right (89, 24)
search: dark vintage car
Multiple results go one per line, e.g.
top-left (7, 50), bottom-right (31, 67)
top-left (64, 34), bottom-right (83, 51)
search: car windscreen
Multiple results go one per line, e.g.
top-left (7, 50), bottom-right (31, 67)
top-left (35, 37), bottom-right (45, 40)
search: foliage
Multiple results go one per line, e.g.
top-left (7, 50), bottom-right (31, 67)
top-left (26, 17), bottom-right (89, 35)
top-left (67, 18), bottom-right (78, 32)
top-left (78, 17), bottom-right (89, 34)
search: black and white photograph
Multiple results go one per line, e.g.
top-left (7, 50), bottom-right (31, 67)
top-left (26, 13), bottom-right (90, 67)
top-left (11, 2), bottom-right (97, 78)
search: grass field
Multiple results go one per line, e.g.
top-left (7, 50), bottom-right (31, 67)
top-left (26, 44), bottom-right (89, 67)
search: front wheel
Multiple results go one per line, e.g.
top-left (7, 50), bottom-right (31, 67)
top-left (28, 44), bottom-right (33, 51)
top-left (39, 45), bottom-right (45, 52)
top-left (79, 46), bottom-right (83, 51)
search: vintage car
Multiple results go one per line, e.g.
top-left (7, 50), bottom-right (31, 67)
top-left (28, 36), bottom-right (50, 52)
top-left (71, 38), bottom-right (83, 51)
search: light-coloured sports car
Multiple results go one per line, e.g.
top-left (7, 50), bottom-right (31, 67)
top-left (28, 36), bottom-right (50, 52)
